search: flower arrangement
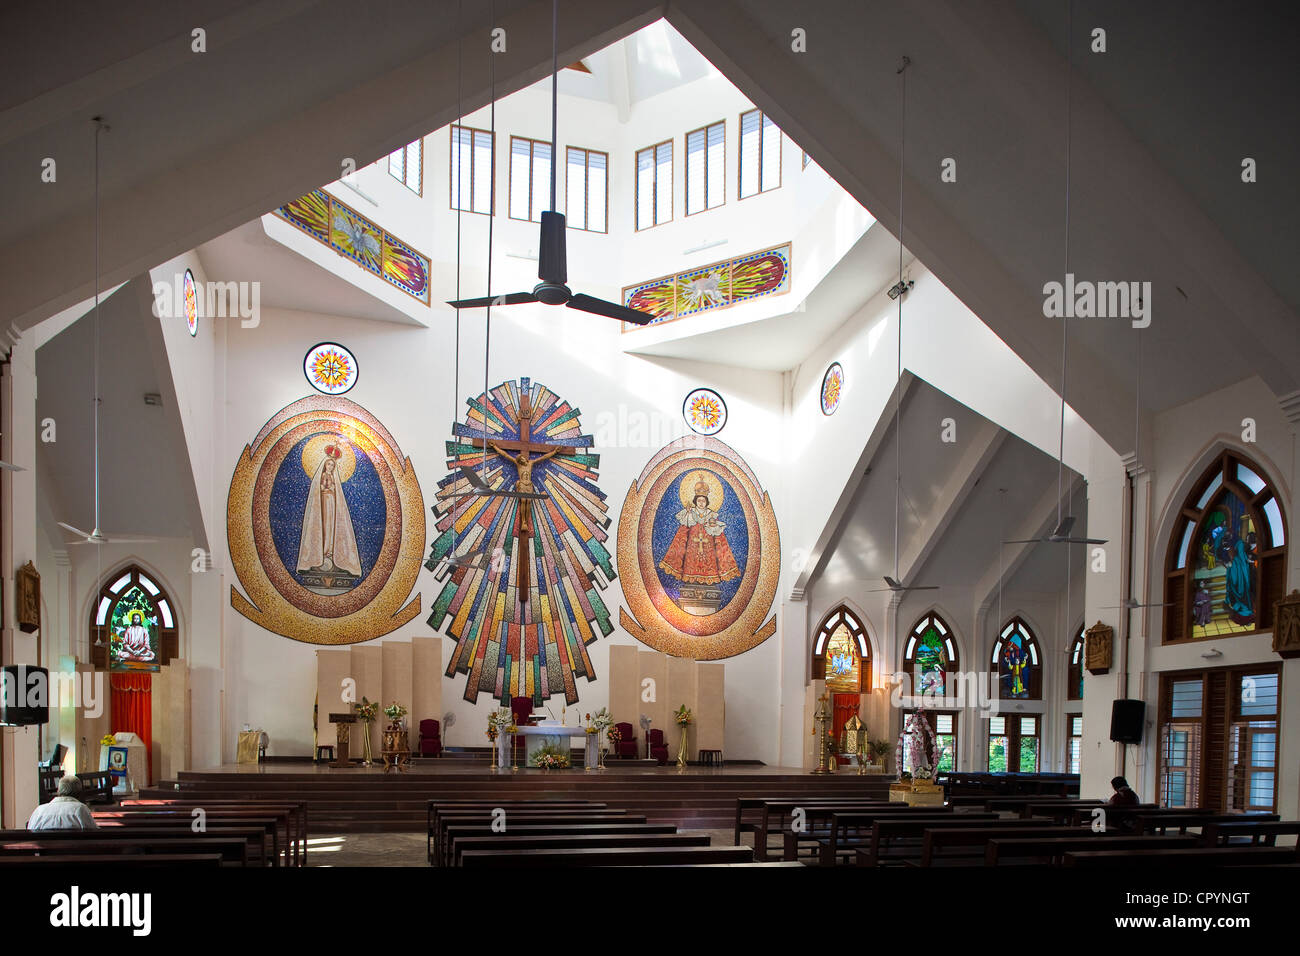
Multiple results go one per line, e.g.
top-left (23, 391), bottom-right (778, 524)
top-left (606, 726), bottom-right (623, 745)
top-left (591, 707), bottom-right (613, 732)
top-left (674, 704), bottom-right (693, 726)
top-left (868, 738), bottom-right (892, 764)
top-left (895, 710), bottom-right (938, 783)
top-left (354, 697), bottom-right (378, 722)
top-left (486, 708), bottom-right (512, 742)
top-left (99, 734), bottom-right (115, 747)
top-left (532, 742), bottom-right (571, 770)
top-left (383, 702), bottom-right (407, 729)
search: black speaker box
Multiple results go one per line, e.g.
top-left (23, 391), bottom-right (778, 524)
top-left (1109, 698), bottom-right (1145, 744)
top-left (0, 665), bottom-right (50, 726)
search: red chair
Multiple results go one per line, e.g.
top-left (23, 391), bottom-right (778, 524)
top-left (511, 697), bottom-right (535, 762)
top-left (647, 728), bottom-right (669, 765)
top-left (613, 722), bottom-right (638, 759)
top-left (418, 719), bottom-right (442, 758)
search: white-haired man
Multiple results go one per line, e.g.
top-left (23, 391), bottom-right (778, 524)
top-left (27, 774), bottom-right (99, 830)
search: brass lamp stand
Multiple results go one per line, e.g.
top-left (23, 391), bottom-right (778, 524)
top-left (811, 694), bottom-right (834, 774)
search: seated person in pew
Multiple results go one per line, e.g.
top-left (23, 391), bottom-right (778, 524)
top-left (1108, 776), bottom-right (1140, 807)
top-left (27, 776), bottom-right (99, 831)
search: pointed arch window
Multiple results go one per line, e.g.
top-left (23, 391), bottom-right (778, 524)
top-left (904, 611), bottom-right (959, 698)
top-left (992, 616), bottom-right (1041, 700)
top-left (1067, 626), bottom-right (1085, 701)
top-left (1164, 450), bottom-right (1287, 643)
top-left (89, 566), bottom-right (178, 671)
top-left (812, 605), bottom-right (871, 692)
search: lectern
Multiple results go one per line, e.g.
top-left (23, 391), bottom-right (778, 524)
top-left (328, 713), bottom-right (357, 768)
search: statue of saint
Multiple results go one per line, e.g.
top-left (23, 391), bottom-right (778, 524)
top-left (659, 475), bottom-right (740, 586)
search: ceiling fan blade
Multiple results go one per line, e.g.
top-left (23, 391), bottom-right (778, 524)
top-left (1051, 516), bottom-right (1077, 537)
top-left (567, 294), bottom-right (655, 325)
top-left (448, 292), bottom-right (538, 309)
top-left (1052, 536), bottom-right (1109, 545)
top-left (58, 522), bottom-right (92, 538)
top-left (1002, 538), bottom-right (1045, 545)
top-left (0, 460), bottom-right (25, 472)
top-left (538, 212), bottom-right (567, 285)
top-left (459, 466), bottom-right (492, 492)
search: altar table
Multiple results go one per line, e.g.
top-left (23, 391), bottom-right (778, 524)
top-left (496, 722), bottom-right (599, 770)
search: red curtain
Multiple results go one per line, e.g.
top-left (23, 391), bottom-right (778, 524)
top-left (110, 673), bottom-right (152, 784)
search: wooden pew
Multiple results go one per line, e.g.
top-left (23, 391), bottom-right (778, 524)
top-left (443, 822), bottom-right (678, 866)
top-left (76, 772), bottom-right (115, 805)
top-left (920, 823), bottom-right (1109, 867)
top-left (754, 799), bottom-right (891, 862)
top-left (852, 813), bottom-right (1002, 867)
top-left (1200, 821), bottom-right (1300, 850)
top-left (1136, 811), bottom-right (1279, 835)
top-left (0, 834), bottom-right (251, 866)
top-left (116, 799), bottom-right (306, 865)
top-left (434, 812), bottom-right (642, 867)
top-left (733, 796), bottom-right (890, 849)
top-left (3, 825), bottom-right (271, 866)
top-left (453, 833), bottom-right (708, 866)
top-left (97, 811), bottom-right (288, 863)
top-left (461, 845), bottom-right (754, 867)
top-left (427, 800), bottom-right (605, 863)
top-left (1065, 846), bottom-right (1298, 867)
top-left (1021, 800), bottom-right (1108, 821)
top-left (0, 853), bottom-right (223, 868)
top-left (986, 834), bottom-right (1197, 866)
top-left (778, 805), bottom-right (935, 863)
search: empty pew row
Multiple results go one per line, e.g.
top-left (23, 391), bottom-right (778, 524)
top-left (110, 799), bottom-right (307, 866)
top-left (430, 800), bottom-right (755, 867)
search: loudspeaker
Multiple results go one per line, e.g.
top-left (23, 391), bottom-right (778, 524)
top-left (0, 665), bottom-right (49, 726)
top-left (1109, 698), bottom-right (1145, 744)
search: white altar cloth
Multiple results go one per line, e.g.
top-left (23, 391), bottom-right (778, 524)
top-left (496, 722), bottom-right (599, 770)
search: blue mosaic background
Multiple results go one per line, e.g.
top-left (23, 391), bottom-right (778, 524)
top-left (268, 435), bottom-right (387, 586)
top-left (651, 469), bottom-right (749, 612)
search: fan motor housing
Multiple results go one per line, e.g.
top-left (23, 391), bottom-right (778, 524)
top-left (532, 282), bottom-right (570, 305)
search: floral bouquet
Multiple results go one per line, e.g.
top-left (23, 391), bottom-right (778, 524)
top-left (532, 742), bottom-right (571, 769)
top-left (607, 725), bottom-right (623, 745)
top-left (383, 702), bottom-right (407, 730)
top-left (100, 734), bottom-right (115, 747)
top-left (592, 707), bottom-right (613, 733)
top-left (354, 697), bottom-right (379, 723)
top-left (487, 708), bottom-right (512, 742)
top-left (674, 704), bottom-right (693, 726)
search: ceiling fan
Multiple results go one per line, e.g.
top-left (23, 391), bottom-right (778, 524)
top-left (1004, 515), bottom-right (1106, 547)
top-left (58, 118), bottom-right (156, 549)
top-left (866, 59), bottom-right (937, 599)
top-left (1102, 597), bottom-right (1172, 610)
top-left (447, 0), bottom-right (654, 326)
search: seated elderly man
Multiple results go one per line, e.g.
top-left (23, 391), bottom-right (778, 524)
top-left (27, 775), bottom-right (99, 830)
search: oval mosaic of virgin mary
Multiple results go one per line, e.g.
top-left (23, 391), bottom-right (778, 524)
top-left (618, 436), bottom-right (779, 659)
top-left (228, 395), bottom-right (425, 644)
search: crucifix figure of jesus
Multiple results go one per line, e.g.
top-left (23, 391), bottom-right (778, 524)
top-left (465, 393), bottom-right (576, 597)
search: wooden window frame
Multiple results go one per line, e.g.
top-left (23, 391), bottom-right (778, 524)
top-left (991, 615), bottom-right (1043, 701)
top-left (565, 146), bottom-right (608, 234)
top-left (387, 138), bottom-right (423, 195)
top-left (634, 139), bottom-right (673, 231)
top-left (449, 125), bottom-right (495, 216)
top-left (811, 604), bottom-right (871, 692)
top-left (1156, 663), bottom-right (1282, 812)
top-left (1067, 715), bottom-right (1084, 774)
top-left (988, 714), bottom-right (1040, 773)
top-left (508, 135), bottom-right (552, 223)
top-left (685, 120), bottom-right (726, 217)
top-left (903, 610), bottom-right (960, 699)
top-left (1067, 626), bottom-right (1085, 701)
top-left (738, 108), bottom-right (783, 200)
top-left (1162, 449), bottom-right (1288, 645)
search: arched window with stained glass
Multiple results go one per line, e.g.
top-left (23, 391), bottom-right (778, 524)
top-left (1164, 450), bottom-right (1287, 644)
top-left (811, 604), bottom-right (871, 692)
top-left (89, 566), bottom-right (178, 671)
top-left (904, 611), bottom-right (959, 698)
top-left (992, 616), bottom-right (1041, 701)
top-left (1067, 626), bottom-right (1085, 701)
